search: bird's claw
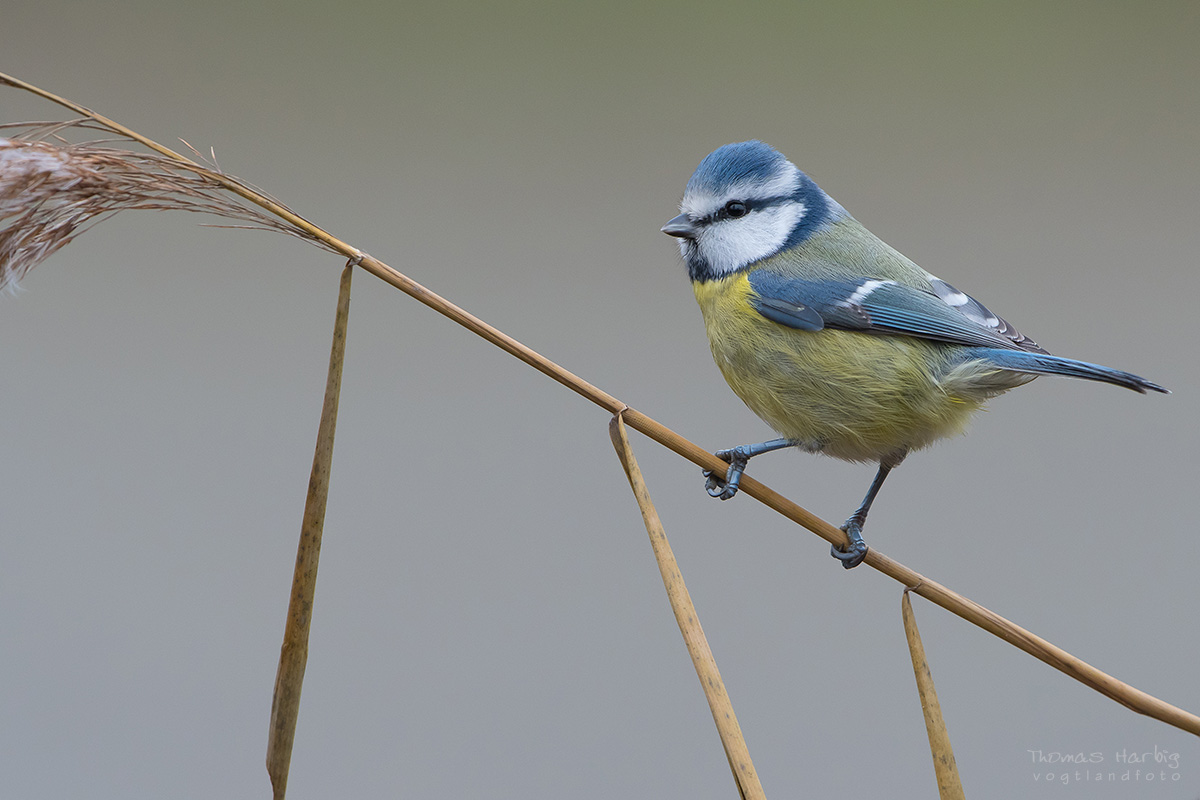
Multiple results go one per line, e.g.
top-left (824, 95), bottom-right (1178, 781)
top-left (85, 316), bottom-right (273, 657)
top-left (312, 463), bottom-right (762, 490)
top-left (703, 469), bottom-right (726, 497)
top-left (830, 521), bottom-right (869, 569)
top-left (830, 541), bottom-right (868, 569)
top-left (703, 448), bottom-right (747, 500)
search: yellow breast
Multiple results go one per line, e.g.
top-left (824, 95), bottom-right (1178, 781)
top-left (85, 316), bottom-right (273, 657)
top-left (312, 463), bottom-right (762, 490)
top-left (692, 273), bottom-right (985, 462)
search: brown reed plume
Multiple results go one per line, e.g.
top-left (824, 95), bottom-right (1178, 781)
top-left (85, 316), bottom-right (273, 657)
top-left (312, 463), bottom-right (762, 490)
top-left (0, 121), bottom-right (332, 291)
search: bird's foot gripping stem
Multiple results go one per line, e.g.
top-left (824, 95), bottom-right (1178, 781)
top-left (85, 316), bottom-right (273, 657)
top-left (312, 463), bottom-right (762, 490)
top-left (703, 446), bottom-right (751, 500)
top-left (703, 439), bottom-right (794, 501)
top-left (830, 519), bottom-right (868, 569)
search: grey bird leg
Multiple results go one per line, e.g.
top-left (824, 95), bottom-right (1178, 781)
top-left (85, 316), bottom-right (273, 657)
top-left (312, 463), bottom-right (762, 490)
top-left (704, 438), bottom-right (795, 500)
top-left (831, 451), bottom-right (906, 569)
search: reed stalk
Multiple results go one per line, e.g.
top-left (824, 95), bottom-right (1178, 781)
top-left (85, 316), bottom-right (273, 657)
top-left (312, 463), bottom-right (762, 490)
top-left (610, 412), bottom-right (765, 799)
top-left (902, 591), bottom-right (965, 800)
top-left (262, 263), bottom-right (353, 798)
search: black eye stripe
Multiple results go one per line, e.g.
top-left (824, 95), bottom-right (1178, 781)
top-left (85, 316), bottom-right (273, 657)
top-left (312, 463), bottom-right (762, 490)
top-left (703, 194), bottom-right (792, 225)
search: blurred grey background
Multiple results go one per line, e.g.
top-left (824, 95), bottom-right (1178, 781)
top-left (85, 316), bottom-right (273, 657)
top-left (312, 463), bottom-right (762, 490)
top-left (2, 2), bottom-right (1197, 798)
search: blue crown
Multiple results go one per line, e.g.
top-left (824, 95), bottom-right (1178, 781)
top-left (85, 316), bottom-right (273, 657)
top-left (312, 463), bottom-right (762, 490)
top-left (686, 140), bottom-right (787, 195)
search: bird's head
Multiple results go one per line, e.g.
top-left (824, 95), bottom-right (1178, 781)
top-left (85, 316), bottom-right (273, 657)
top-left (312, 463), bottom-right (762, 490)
top-left (662, 140), bottom-right (841, 282)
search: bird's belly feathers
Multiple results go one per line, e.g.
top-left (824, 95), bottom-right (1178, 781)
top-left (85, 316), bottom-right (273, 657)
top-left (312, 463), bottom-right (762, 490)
top-left (693, 273), bottom-right (999, 462)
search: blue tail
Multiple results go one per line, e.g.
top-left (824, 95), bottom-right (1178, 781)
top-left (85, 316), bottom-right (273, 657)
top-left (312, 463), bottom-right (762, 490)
top-left (973, 348), bottom-right (1169, 394)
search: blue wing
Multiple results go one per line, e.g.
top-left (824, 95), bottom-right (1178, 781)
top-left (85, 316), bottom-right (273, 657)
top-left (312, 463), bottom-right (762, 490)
top-left (747, 271), bottom-right (1048, 354)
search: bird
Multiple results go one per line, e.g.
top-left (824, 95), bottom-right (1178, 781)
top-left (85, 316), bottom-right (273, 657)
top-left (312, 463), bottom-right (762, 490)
top-left (661, 140), bottom-right (1168, 569)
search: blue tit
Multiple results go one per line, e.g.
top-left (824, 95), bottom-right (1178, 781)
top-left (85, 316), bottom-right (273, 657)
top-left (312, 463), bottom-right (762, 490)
top-left (662, 140), bottom-right (1168, 569)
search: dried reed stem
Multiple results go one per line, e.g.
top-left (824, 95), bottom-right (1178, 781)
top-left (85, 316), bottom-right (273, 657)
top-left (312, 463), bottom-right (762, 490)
top-left (2, 71), bottom-right (1196, 739)
top-left (265, 263), bottom-right (354, 799)
top-left (610, 412), bottom-right (766, 800)
top-left (902, 592), bottom-right (965, 800)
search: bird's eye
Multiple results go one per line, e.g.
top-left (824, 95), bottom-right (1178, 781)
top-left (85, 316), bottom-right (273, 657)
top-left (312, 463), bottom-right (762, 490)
top-left (724, 200), bottom-right (748, 218)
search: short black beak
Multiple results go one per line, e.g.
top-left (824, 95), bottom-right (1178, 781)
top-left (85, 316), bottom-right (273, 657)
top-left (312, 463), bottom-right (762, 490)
top-left (661, 214), bottom-right (698, 239)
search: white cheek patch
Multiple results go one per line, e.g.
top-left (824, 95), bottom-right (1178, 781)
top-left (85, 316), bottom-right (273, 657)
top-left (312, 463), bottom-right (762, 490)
top-left (697, 202), bottom-right (806, 276)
